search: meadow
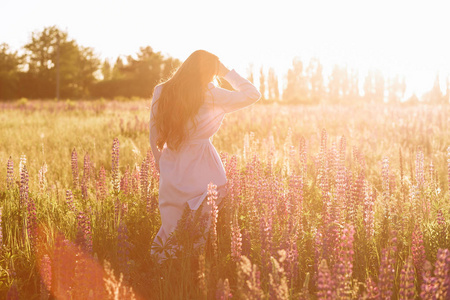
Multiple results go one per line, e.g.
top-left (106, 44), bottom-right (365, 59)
top-left (0, 99), bottom-right (449, 299)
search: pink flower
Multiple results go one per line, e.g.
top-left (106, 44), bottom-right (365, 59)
top-left (399, 256), bottom-right (416, 299)
top-left (231, 218), bottom-right (243, 263)
top-left (96, 166), bottom-right (107, 201)
top-left (111, 138), bottom-right (120, 194)
top-left (317, 259), bottom-right (334, 300)
top-left (71, 148), bottom-right (79, 189)
top-left (207, 182), bottom-right (219, 256)
top-left (6, 156), bottom-right (14, 190)
top-left (412, 224), bottom-right (426, 277)
top-left (20, 164), bottom-right (29, 207)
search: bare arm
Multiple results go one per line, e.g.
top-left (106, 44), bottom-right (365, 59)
top-left (212, 64), bottom-right (261, 113)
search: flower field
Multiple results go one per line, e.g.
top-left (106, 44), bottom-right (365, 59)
top-left (0, 100), bottom-right (449, 299)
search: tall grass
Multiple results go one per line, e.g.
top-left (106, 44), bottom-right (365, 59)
top-left (0, 100), bottom-right (449, 299)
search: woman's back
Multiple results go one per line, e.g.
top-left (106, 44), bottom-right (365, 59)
top-left (150, 66), bottom-right (261, 257)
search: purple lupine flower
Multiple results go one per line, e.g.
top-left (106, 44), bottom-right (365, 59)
top-left (81, 153), bottom-right (91, 200)
top-left (19, 154), bottom-right (26, 176)
top-left (363, 182), bottom-right (375, 237)
top-left (39, 254), bottom-right (52, 297)
top-left (117, 222), bottom-right (131, 280)
top-left (448, 146), bottom-right (450, 202)
top-left (420, 249), bottom-right (450, 299)
top-left (230, 218), bottom-right (242, 262)
top-left (207, 182), bottom-right (219, 257)
top-left (226, 155), bottom-right (239, 211)
top-left (285, 232), bottom-right (299, 284)
top-left (71, 148), bottom-right (79, 189)
top-left (65, 190), bottom-right (77, 213)
top-left (19, 164), bottom-right (29, 207)
top-left (381, 157), bottom-right (390, 214)
top-left (144, 152), bottom-right (154, 212)
top-left (437, 209), bottom-right (445, 227)
top-left (412, 224), bottom-right (426, 277)
top-left (6, 157), bottom-right (14, 190)
top-left (120, 165), bottom-right (131, 195)
top-left (96, 166), bottom-right (107, 201)
top-left (378, 247), bottom-right (395, 299)
top-left (259, 206), bottom-right (273, 275)
top-left (317, 259), bottom-right (334, 300)
top-left (332, 136), bottom-right (346, 224)
top-left (76, 210), bottom-right (92, 254)
top-left (430, 249), bottom-right (450, 299)
top-left (241, 228), bottom-right (251, 257)
top-left (339, 224), bottom-right (355, 278)
top-left (364, 277), bottom-right (379, 299)
top-left (318, 129), bottom-right (328, 191)
top-left (415, 149), bottom-right (425, 189)
top-left (111, 138), bottom-right (120, 194)
top-left (332, 224), bottom-right (355, 297)
top-left (327, 140), bottom-right (338, 177)
top-left (399, 256), bottom-right (416, 300)
top-left (299, 136), bottom-right (307, 178)
top-left (27, 196), bottom-right (37, 248)
top-left (238, 256), bottom-right (264, 299)
top-left (216, 278), bottom-right (232, 300)
top-left (288, 174), bottom-right (303, 216)
top-left (420, 260), bottom-right (435, 300)
top-left (140, 157), bottom-right (149, 203)
top-left (131, 166), bottom-right (140, 195)
top-left (314, 228), bottom-right (324, 283)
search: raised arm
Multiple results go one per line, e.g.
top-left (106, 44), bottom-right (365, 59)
top-left (212, 64), bottom-right (261, 113)
top-left (150, 85), bottom-right (162, 171)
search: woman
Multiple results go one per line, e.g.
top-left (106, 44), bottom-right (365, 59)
top-left (150, 50), bottom-right (261, 255)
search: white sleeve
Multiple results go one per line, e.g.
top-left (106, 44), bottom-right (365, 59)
top-left (211, 69), bottom-right (261, 113)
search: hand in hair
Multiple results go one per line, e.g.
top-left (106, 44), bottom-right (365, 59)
top-left (218, 61), bottom-right (230, 77)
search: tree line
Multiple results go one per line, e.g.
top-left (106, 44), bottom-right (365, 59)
top-left (254, 58), bottom-right (450, 104)
top-left (0, 26), bottom-right (181, 100)
top-left (1, 25), bottom-right (449, 104)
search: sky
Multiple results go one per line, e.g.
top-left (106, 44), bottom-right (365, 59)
top-left (1, 0), bottom-right (449, 98)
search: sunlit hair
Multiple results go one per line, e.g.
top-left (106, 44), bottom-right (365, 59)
top-left (152, 50), bottom-right (219, 151)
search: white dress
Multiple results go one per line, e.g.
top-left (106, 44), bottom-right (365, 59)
top-left (150, 69), bottom-right (261, 248)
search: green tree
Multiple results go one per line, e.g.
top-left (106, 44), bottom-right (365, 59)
top-left (267, 67), bottom-right (279, 100)
top-left (306, 58), bottom-right (324, 104)
top-left (328, 65), bottom-right (350, 103)
top-left (101, 59), bottom-right (112, 81)
top-left (283, 58), bottom-right (308, 103)
top-left (22, 26), bottom-right (99, 99)
top-left (423, 73), bottom-right (445, 104)
top-left (364, 70), bottom-right (385, 103)
top-left (0, 43), bottom-right (21, 99)
top-left (91, 47), bottom-right (180, 98)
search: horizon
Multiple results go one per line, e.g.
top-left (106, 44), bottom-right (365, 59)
top-left (1, 0), bottom-right (449, 99)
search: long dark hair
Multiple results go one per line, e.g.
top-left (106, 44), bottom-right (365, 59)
top-left (152, 50), bottom-right (219, 151)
